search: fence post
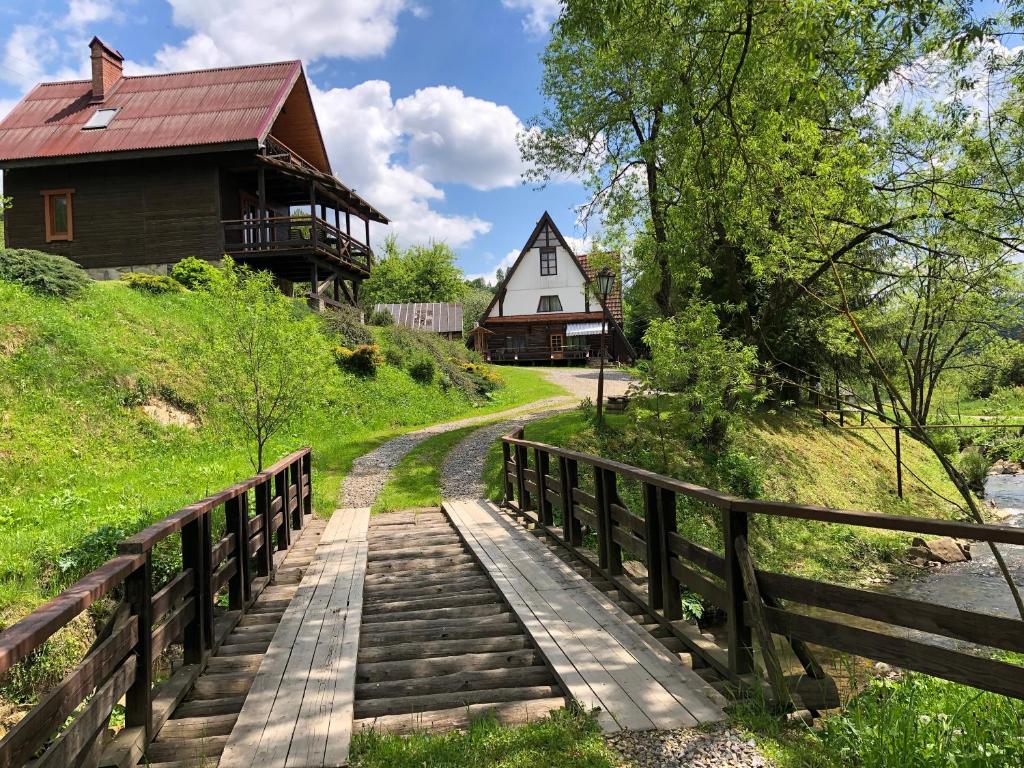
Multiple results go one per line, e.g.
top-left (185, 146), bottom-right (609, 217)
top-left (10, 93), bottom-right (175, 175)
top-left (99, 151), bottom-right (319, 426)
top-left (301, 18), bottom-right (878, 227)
top-left (723, 502), bottom-right (754, 677)
top-left (559, 457), bottom-right (582, 545)
top-left (292, 459), bottom-right (305, 530)
top-left (604, 470), bottom-right (623, 576)
top-left (643, 483), bottom-right (664, 612)
top-left (255, 478), bottom-right (273, 578)
top-left (302, 451), bottom-right (313, 519)
top-left (502, 442), bottom-right (515, 505)
top-left (275, 470), bottom-right (291, 550)
top-left (225, 495), bottom-right (248, 611)
top-left (181, 515), bottom-right (211, 664)
top-left (123, 554), bottom-right (153, 741)
top-left (535, 448), bottom-right (553, 526)
top-left (895, 426), bottom-right (904, 499)
top-left (593, 468), bottom-right (609, 569)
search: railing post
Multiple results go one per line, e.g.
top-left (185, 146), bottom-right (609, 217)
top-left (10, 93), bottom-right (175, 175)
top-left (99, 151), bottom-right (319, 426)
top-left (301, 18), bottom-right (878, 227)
top-left (225, 495), bottom-right (248, 611)
top-left (502, 441), bottom-right (515, 505)
top-left (724, 502), bottom-right (754, 677)
top-left (275, 469), bottom-right (292, 550)
top-left (603, 470), bottom-right (623, 576)
top-left (535, 448), bottom-right (553, 526)
top-left (643, 483), bottom-right (664, 612)
top-left (594, 468), bottom-right (610, 570)
top-left (255, 478), bottom-right (273, 578)
top-left (302, 451), bottom-right (313, 519)
top-left (895, 425), bottom-right (904, 499)
top-left (559, 456), bottom-right (581, 545)
top-left (181, 514), bottom-right (211, 664)
top-left (652, 487), bottom-right (682, 619)
top-left (291, 459), bottom-right (305, 530)
top-left (515, 443), bottom-right (531, 513)
top-left (123, 553), bottom-right (153, 741)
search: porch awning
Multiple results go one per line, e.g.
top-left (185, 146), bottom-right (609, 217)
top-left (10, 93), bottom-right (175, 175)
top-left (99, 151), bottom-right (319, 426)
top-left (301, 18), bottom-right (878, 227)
top-left (566, 321), bottom-right (607, 336)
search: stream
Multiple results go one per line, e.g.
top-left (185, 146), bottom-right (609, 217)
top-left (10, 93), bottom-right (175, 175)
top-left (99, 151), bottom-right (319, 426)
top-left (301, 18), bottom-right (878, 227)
top-left (886, 473), bottom-right (1024, 619)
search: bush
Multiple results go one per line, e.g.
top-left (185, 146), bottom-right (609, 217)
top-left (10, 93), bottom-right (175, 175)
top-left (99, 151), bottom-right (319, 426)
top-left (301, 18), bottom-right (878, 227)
top-left (368, 308), bottom-right (395, 326)
top-left (929, 429), bottom-right (960, 458)
top-left (408, 354), bottom-right (436, 383)
top-left (958, 446), bottom-right (990, 496)
top-left (716, 448), bottom-right (766, 498)
top-left (0, 248), bottom-right (89, 298)
top-left (966, 338), bottom-right (1024, 398)
top-left (323, 305), bottom-right (373, 347)
top-left (170, 256), bottom-right (221, 290)
top-left (334, 344), bottom-right (382, 376)
top-left (377, 326), bottom-right (496, 398)
top-left (121, 272), bottom-right (185, 294)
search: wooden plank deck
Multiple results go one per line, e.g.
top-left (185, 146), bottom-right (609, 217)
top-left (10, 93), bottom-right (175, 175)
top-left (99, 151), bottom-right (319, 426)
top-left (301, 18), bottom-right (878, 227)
top-left (444, 499), bottom-right (726, 732)
top-left (219, 508), bottom-right (370, 768)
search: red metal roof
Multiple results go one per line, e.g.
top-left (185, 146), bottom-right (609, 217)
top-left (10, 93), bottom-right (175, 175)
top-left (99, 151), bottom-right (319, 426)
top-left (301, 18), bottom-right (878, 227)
top-left (576, 253), bottom-right (624, 323)
top-left (0, 61), bottom-right (301, 163)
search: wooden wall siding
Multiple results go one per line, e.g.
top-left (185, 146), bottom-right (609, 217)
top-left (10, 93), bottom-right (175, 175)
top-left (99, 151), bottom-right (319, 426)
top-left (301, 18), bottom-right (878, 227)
top-left (4, 155), bottom-right (223, 269)
top-left (484, 321), bottom-right (622, 361)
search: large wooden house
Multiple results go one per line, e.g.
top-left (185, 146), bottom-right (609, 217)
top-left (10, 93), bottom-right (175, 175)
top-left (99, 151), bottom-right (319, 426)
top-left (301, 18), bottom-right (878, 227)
top-left (0, 38), bottom-right (387, 307)
top-left (472, 212), bottom-right (634, 364)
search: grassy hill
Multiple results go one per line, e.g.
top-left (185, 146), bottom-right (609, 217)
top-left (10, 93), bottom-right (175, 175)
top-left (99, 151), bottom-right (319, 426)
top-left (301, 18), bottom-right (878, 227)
top-left (0, 279), bottom-right (562, 627)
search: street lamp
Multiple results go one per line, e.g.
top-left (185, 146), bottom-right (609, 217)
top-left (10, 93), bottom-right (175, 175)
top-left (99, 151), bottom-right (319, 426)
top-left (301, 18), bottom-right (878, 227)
top-left (595, 266), bottom-right (614, 424)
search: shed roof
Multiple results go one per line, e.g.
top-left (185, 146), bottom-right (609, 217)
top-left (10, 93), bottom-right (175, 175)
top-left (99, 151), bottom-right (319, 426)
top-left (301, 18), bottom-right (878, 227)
top-left (375, 303), bottom-right (464, 334)
top-left (0, 60), bottom-right (302, 164)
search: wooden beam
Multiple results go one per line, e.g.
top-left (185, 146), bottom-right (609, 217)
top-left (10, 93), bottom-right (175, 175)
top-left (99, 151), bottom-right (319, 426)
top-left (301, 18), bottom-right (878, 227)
top-left (735, 536), bottom-right (790, 709)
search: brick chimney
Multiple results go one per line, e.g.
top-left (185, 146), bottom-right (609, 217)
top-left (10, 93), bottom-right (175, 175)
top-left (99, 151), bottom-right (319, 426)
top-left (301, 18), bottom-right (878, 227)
top-left (89, 37), bottom-right (123, 102)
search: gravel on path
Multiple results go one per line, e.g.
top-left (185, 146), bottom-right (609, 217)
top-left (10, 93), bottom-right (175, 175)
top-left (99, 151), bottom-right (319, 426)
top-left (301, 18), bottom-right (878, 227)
top-left (606, 726), bottom-right (772, 768)
top-left (338, 395), bottom-right (573, 508)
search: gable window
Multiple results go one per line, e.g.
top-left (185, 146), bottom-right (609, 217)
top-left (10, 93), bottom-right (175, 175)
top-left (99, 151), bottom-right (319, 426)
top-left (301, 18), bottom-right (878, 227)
top-left (83, 108), bottom-right (118, 130)
top-left (42, 189), bottom-right (74, 242)
top-left (537, 295), bottom-right (563, 313)
top-left (540, 246), bottom-right (557, 276)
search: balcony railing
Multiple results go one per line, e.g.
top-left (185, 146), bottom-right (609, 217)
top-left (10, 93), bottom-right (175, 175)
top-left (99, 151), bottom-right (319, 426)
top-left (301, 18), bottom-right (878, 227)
top-left (486, 346), bottom-right (592, 363)
top-left (222, 215), bottom-right (372, 275)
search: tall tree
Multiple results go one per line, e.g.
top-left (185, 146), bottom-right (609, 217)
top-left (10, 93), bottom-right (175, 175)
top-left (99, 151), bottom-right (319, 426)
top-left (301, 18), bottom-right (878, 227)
top-left (362, 237), bottom-right (467, 305)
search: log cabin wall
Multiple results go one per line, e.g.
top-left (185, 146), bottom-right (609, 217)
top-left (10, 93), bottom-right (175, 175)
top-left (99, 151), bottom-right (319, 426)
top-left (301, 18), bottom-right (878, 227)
top-left (3, 153), bottom-right (233, 269)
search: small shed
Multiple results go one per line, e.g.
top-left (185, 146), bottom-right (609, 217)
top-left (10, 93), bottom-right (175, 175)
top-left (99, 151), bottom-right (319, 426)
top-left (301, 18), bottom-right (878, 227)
top-left (374, 303), bottom-right (463, 339)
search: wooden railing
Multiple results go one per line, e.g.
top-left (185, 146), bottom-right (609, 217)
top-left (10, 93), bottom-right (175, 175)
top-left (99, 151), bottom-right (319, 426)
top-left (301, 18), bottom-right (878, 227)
top-left (222, 215), bottom-right (372, 275)
top-left (501, 429), bottom-right (1024, 699)
top-left (486, 346), bottom-right (592, 363)
top-left (0, 449), bottom-right (313, 768)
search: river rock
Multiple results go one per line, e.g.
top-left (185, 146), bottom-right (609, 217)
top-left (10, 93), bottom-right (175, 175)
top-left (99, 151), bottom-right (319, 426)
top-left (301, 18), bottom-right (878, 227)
top-left (989, 459), bottom-right (1023, 475)
top-left (909, 536), bottom-right (969, 564)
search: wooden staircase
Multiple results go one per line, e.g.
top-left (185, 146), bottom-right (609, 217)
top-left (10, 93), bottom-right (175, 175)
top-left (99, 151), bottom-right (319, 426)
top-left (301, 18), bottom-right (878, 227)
top-left (353, 509), bottom-right (566, 734)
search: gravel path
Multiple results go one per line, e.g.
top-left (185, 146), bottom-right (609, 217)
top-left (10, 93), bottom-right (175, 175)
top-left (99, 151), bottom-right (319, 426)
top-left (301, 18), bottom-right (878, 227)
top-left (339, 395), bottom-right (573, 508)
top-left (607, 727), bottom-right (771, 768)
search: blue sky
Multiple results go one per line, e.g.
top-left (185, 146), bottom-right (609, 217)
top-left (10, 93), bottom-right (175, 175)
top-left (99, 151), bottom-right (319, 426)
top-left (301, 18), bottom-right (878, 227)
top-left (0, 0), bottom-right (589, 281)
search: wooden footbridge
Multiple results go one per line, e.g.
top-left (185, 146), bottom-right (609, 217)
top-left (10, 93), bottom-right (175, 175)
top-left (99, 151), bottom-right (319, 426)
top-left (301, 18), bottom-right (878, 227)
top-left (4, 436), bottom-right (1024, 767)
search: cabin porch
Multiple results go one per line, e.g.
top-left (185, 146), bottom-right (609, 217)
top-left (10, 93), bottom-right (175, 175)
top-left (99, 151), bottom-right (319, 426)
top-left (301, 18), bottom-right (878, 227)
top-left (221, 136), bottom-right (389, 309)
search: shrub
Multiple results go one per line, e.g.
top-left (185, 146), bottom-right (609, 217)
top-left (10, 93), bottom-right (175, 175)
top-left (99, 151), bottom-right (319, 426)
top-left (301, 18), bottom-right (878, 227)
top-left (966, 338), bottom-right (1024, 398)
top-left (929, 429), bottom-right (960, 458)
top-left (170, 256), bottom-right (221, 290)
top-left (334, 344), bottom-right (382, 376)
top-left (383, 346), bottom-right (407, 368)
top-left (368, 308), bottom-right (395, 326)
top-left (121, 272), bottom-right (185, 294)
top-left (408, 354), bottom-right (436, 383)
top-left (0, 248), bottom-right (89, 298)
top-left (323, 305), bottom-right (373, 347)
top-left (716, 448), bottom-right (766, 498)
top-left (958, 446), bottom-right (990, 496)
top-left (377, 326), bottom-right (496, 398)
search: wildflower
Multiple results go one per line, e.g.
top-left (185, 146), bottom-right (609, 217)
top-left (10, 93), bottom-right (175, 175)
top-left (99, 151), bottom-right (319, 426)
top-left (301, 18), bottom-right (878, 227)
top-left (918, 715), bottom-right (931, 725)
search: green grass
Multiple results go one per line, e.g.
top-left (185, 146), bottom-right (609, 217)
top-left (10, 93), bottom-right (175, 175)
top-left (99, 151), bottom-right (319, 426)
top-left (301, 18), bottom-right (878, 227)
top-left (0, 280), bottom-right (563, 624)
top-left (349, 708), bottom-right (616, 768)
top-left (731, 668), bottom-right (1024, 768)
top-left (372, 422), bottom-right (494, 513)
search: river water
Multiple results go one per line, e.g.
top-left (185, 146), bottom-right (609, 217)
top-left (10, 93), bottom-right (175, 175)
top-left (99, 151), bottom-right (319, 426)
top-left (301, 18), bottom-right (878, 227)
top-left (887, 474), bottom-right (1024, 618)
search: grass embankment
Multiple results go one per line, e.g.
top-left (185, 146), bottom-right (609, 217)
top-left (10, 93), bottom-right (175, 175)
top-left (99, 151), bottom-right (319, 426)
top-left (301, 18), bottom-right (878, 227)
top-left (483, 408), bottom-right (962, 583)
top-left (0, 279), bottom-right (561, 627)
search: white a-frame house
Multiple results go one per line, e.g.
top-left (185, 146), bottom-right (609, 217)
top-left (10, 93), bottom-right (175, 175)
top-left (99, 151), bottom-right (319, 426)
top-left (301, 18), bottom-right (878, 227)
top-left (471, 212), bottom-right (634, 364)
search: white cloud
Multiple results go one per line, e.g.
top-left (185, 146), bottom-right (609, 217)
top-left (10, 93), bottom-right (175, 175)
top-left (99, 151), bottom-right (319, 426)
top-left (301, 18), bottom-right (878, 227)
top-left (310, 80), bottom-right (492, 248)
top-left (564, 235), bottom-right (593, 255)
top-left (501, 0), bottom-right (560, 36)
top-left (149, 0), bottom-right (408, 71)
top-left (395, 86), bottom-right (528, 190)
top-left (467, 248), bottom-right (520, 284)
top-left (1, 26), bottom-right (60, 88)
top-left (64, 0), bottom-right (116, 28)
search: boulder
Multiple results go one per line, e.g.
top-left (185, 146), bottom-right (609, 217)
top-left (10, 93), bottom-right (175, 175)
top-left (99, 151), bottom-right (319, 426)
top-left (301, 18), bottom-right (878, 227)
top-left (908, 536), bottom-right (969, 564)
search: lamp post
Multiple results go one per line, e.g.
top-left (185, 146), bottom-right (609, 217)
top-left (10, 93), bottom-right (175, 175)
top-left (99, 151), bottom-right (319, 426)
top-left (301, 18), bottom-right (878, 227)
top-left (595, 266), bottom-right (614, 424)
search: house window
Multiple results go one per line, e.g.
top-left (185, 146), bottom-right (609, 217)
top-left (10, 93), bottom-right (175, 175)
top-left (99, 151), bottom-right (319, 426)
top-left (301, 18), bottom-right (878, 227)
top-left (550, 334), bottom-right (564, 352)
top-left (42, 189), bottom-right (74, 242)
top-left (82, 107), bottom-right (119, 130)
top-left (537, 295), bottom-right (563, 312)
top-left (540, 246), bottom-right (557, 276)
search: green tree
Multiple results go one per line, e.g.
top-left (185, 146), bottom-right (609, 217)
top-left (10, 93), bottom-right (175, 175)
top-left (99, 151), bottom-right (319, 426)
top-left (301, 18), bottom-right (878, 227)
top-left (0, 194), bottom-right (10, 246)
top-left (197, 262), bottom-right (331, 470)
top-left (462, 283), bottom-right (495, 335)
top-left (362, 237), bottom-right (467, 305)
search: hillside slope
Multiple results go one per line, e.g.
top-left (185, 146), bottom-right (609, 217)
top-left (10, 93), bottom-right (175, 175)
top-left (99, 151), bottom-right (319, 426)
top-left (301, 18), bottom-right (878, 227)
top-left (0, 280), bottom-right (562, 621)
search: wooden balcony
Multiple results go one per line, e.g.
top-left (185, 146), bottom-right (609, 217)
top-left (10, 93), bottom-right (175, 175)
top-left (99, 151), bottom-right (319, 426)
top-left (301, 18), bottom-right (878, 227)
top-left (486, 346), bottom-right (592, 363)
top-left (222, 215), bottom-right (372, 278)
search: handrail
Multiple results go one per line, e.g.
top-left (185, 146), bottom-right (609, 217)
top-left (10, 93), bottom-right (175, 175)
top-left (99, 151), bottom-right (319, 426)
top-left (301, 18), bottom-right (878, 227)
top-left (0, 448), bottom-right (314, 768)
top-left (221, 215), bottom-right (372, 271)
top-left (500, 429), bottom-right (1024, 699)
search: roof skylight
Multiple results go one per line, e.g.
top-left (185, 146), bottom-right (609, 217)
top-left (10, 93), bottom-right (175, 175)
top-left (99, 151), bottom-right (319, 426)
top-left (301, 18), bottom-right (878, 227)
top-left (83, 108), bottom-right (118, 130)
